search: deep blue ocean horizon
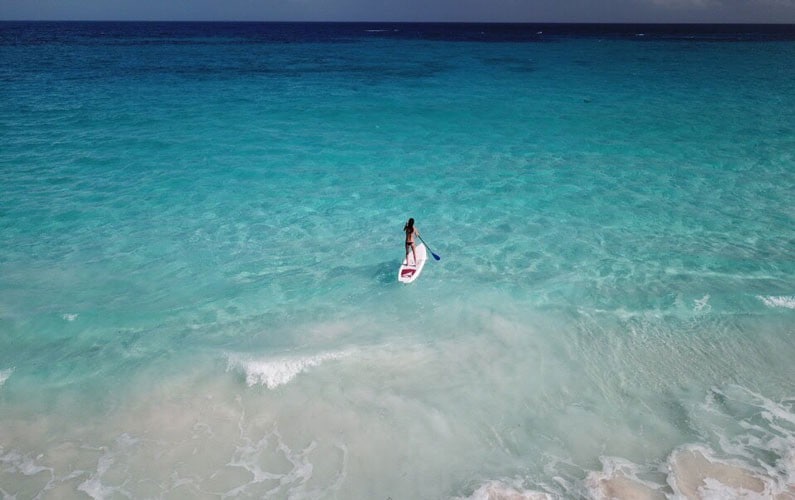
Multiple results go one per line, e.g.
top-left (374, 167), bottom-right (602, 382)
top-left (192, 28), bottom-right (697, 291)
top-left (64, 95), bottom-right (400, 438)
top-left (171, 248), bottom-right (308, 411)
top-left (3, 20), bottom-right (795, 37)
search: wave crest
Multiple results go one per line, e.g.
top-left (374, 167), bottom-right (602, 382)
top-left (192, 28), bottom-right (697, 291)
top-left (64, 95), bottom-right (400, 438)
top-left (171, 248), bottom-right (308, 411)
top-left (758, 295), bottom-right (795, 309)
top-left (226, 351), bottom-right (349, 389)
top-left (0, 368), bottom-right (13, 387)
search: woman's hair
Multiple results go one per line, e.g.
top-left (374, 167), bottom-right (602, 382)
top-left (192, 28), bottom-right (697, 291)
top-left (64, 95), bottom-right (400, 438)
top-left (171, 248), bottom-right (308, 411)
top-left (404, 218), bottom-right (414, 231)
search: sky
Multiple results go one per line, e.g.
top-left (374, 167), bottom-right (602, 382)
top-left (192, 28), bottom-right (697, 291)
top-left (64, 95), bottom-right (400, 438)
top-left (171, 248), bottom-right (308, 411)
top-left (1, 0), bottom-right (795, 23)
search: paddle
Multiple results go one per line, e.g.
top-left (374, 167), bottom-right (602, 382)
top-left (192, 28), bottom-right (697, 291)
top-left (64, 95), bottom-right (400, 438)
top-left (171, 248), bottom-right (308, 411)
top-left (417, 235), bottom-right (441, 261)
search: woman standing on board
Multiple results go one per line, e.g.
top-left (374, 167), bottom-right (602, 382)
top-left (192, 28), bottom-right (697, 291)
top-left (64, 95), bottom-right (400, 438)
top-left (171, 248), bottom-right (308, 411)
top-left (404, 218), bottom-right (420, 266)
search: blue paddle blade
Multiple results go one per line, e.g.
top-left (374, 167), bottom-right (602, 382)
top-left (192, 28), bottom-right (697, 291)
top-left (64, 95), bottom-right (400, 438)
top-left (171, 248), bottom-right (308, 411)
top-left (417, 236), bottom-right (440, 261)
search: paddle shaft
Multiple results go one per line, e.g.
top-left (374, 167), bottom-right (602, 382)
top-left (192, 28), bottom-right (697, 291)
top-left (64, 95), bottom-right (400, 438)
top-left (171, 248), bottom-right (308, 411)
top-left (417, 235), bottom-right (441, 261)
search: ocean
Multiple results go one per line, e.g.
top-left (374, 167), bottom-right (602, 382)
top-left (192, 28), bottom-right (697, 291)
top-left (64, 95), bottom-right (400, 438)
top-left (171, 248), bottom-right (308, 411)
top-left (1, 22), bottom-right (794, 499)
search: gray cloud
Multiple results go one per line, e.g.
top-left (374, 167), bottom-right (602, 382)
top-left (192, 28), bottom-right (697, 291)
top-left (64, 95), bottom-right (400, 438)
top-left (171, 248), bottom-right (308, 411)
top-left (1, 0), bottom-right (794, 22)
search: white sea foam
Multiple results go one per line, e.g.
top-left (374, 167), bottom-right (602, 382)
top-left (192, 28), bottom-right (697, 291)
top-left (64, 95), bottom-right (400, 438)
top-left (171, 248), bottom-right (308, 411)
top-left (758, 295), bottom-right (795, 309)
top-left (0, 367), bottom-right (13, 386)
top-left (661, 386), bottom-right (795, 498)
top-left (224, 423), bottom-right (349, 499)
top-left (667, 445), bottom-right (776, 499)
top-left (693, 294), bottom-right (711, 313)
top-left (227, 350), bottom-right (350, 389)
top-left (583, 444), bottom-right (793, 500)
top-left (586, 457), bottom-right (665, 500)
top-left (62, 313), bottom-right (79, 321)
top-left (0, 448), bottom-right (53, 477)
top-left (457, 480), bottom-right (553, 500)
top-left (77, 434), bottom-right (138, 500)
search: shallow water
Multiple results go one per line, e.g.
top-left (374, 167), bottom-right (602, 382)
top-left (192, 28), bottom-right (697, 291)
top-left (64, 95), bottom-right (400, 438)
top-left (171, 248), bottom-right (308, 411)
top-left (1, 22), bottom-right (794, 499)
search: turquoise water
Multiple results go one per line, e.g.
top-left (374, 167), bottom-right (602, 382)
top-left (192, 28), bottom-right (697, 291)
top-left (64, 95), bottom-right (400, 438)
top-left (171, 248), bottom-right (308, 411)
top-left (1, 22), bottom-right (794, 498)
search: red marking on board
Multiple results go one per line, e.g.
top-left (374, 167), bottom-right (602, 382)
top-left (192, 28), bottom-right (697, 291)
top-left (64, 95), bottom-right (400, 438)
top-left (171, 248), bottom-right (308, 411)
top-left (401, 268), bottom-right (416, 278)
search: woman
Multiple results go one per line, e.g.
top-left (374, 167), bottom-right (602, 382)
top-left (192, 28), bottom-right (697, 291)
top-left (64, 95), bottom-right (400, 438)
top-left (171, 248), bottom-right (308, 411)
top-left (404, 217), bottom-right (420, 266)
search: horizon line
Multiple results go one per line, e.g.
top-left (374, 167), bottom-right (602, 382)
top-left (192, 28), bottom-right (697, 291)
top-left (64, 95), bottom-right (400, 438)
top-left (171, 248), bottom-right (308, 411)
top-left (2, 20), bottom-right (795, 26)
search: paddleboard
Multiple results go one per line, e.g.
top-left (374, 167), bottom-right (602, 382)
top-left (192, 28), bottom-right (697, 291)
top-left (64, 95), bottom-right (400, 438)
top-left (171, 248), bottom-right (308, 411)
top-left (398, 243), bottom-right (427, 283)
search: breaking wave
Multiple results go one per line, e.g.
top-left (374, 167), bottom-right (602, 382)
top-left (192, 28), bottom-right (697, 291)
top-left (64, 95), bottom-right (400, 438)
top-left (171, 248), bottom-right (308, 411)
top-left (226, 350), bottom-right (350, 389)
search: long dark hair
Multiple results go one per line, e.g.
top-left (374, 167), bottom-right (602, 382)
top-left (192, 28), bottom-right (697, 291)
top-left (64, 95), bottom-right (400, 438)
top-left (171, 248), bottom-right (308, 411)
top-left (404, 218), bottom-right (414, 232)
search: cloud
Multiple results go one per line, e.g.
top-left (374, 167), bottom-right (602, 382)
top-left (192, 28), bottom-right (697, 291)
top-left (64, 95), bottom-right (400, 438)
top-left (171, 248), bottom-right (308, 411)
top-left (649, 0), bottom-right (720, 8)
top-left (648, 0), bottom-right (795, 9)
top-left (1, 0), bottom-right (794, 22)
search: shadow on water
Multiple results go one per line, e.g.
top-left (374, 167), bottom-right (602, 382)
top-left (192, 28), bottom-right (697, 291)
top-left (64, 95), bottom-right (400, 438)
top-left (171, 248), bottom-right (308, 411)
top-left (321, 260), bottom-right (398, 286)
top-left (374, 260), bottom-right (399, 285)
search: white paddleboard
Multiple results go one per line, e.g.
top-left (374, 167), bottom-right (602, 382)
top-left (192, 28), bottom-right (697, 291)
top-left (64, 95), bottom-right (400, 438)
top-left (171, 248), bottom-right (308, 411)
top-left (398, 243), bottom-right (427, 283)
